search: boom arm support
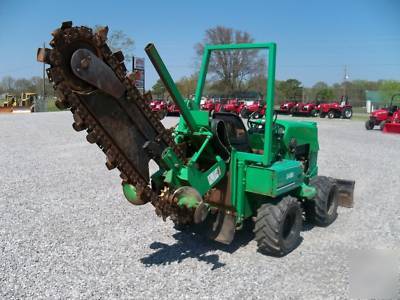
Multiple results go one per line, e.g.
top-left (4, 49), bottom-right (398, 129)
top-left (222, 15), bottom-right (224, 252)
top-left (145, 44), bottom-right (197, 132)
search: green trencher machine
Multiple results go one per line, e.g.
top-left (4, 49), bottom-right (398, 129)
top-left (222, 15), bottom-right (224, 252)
top-left (38, 22), bottom-right (355, 256)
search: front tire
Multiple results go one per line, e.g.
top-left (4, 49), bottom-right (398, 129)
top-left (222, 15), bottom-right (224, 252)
top-left (319, 112), bottom-right (326, 118)
top-left (254, 196), bottom-right (302, 256)
top-left (365, 119), bottom-right (374, 130)
top-left (306, 176), bottom-right (338, 226)
top-left (327, 110), bottom-right (335, 119)
top-left (379, 120), bottom-right (386, 131)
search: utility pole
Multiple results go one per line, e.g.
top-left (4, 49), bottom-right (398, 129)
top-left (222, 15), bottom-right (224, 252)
top-left (343, 65), bottom-right (349, 98)
top-left (42, 42), bottom-right (46, 112)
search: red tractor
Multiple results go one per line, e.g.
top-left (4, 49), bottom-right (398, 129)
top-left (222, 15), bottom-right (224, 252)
top-left (200, 98), bottom-right (215, 113)
top-left (318, 96), bottom-right (353, 119)
top-left (365, 94), bottom-right (400, 131)
top-left (167, 102), bottom-right (180, 116)
top-left (292, 102), bottom-right (318, 117)
top-left (150, 99), bottom-right (167, 119)
top-left (240, 100), bottom-right (265, 118)
top-left (279, 101), bottom-right (298, 114)
top-left (219, 98), bottom-right (244, 114)
top-left (383, 110), bottom-right (400, 133)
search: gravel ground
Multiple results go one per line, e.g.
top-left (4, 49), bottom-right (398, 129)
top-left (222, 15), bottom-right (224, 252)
top-left (1, 112), bottom-right (399, 299)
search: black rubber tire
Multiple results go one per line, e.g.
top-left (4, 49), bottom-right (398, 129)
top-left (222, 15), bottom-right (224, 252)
top-left (319, 112), bottom-right (326, 118)
top-left (343, 108), bottom-right (353, 119)
top-left (379, 120), bottom-right (386, 131)
top-left (240, 108), bottom-right (249, 118)
top-left (365, 119), bottom-right (374, 130)
top-left (311, 110), bottom-right (318, 117)
top-left (306, 176), bottom-right (338, 226)
top-left (254, 196), bottom-right (302, 257)
top-left (327, 110), bottom-right (335, 119)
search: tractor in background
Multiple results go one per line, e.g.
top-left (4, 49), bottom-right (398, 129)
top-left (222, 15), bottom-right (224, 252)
top-left (318, 96), bottom-right (353, 119)
top-left (38, 22), bottom-right (355, 256)
top-left (0, 94), bottom-right (17, 113)
top-left (279, 100), bottom-right (298, 114)
top-left (219, 98), bottom-right (244, 114)
top-left (0, 92), bottom-right (36, 113)
top-left (200, 98), bottom-right (215, 114)
top-left (240, 100), bottom-right (265, 118)
top-left (383, 110), bottom-right (400, 133)
top-left (365, 94), bottom-right (400, 131)
top-left (150, 99), bottom-right (167, 119)
top-left (292, 102), bottom-right (318, 117)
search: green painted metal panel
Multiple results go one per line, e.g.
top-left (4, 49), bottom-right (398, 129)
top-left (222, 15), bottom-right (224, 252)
top-left (245, 160), bottom-right (303, 197)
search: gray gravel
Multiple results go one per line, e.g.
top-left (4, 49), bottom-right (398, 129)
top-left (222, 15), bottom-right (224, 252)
top-left (1, 112), bottom-right (399, 299)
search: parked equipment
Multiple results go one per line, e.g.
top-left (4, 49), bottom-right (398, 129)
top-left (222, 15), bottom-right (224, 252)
top-left (0, 92), bottom-right (36, 113)
top-left (240, 100), bottom-right (265, 118)
top-left (292, 102), bottom-right (318, 117)
top-left (365, 94), bottom-right (400, 131)
top-left (38, 22), bottom-right (355, 256)
top-left (318, 96), bottom-right (353, 119)
top-left (383, 110), bottom-right (400, 134)
top-left (0, 94), bottom-right (16, 113)
top-left (219, 98), bottom-right (244, 114)
top-left (150, 99), bottom-right (167, 119)
top-left (200, 98), bottom-right (215, 114)
top-left (279, 101), bottom-right (298, 114)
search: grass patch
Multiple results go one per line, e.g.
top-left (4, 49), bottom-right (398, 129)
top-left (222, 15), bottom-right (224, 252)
top-left (351, 113), bottom-right (369, 121)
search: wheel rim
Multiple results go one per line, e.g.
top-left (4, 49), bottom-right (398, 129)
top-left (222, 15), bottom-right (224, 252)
top-left (345, 110), bottom-right (352, 118)
top-left (282, 209), bottom-right (297, 240)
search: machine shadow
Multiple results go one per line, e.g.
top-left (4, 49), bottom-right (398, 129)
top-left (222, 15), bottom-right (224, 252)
top-left (140, 222), bottom-right (254, 270)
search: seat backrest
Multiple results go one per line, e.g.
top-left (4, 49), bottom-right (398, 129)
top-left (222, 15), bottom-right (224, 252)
top-left (213, 112), bottom-right (251, 152)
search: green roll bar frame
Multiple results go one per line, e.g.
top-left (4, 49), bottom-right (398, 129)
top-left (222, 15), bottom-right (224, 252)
top-left (194, 43), bottom-right (277, 166)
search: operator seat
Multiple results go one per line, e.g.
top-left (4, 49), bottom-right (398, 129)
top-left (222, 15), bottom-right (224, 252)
top-left (212, 112), bottom-right (251, 153)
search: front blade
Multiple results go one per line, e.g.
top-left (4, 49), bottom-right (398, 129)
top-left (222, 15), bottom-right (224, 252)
top-left (333, 179), bottom-right (355, 208)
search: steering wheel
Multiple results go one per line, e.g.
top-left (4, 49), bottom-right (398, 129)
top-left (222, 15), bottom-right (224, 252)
top-left (247, 109), bottom-right (278, 129)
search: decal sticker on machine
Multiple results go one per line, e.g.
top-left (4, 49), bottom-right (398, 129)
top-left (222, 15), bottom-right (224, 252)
top-left (286, 172), bottom-right (294, 180)
top-left (208, 166), bottom-right (221, 185)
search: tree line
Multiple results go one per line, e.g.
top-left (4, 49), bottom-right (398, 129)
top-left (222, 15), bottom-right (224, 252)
top-left (2, 25), bottom-right (398, 108)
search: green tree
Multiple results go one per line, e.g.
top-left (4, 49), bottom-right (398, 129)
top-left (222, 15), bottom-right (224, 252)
top-left (311, 81), bottom-right (334, 101)
top-left (378, 80), bottom-right (400, 103)
top-left (151, 79), bottom-right (167, 99)
top-left (94, 26), bottom-right (134, 64)
top-left (277, 79), bottom-right (303, 100)
top-left (195, 26), bottom-right (263, 94)
top-left (176, 74), bottom-right (198, 99)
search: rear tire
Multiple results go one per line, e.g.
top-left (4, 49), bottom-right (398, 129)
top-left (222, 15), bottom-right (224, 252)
top-left (365, 120), bottom-right (374, 130)
top-left (343, 108), bottom-right (353, 119)
top-left (254, 196), bottom-right (302, 257)
top-left (327, 111), bottom-right (335, 119)
top-left (306, 176), bottom-right (338, 226)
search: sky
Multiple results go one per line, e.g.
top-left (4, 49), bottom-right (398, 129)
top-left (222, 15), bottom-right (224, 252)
top-left (0, 0), bottom-right (399, 88)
